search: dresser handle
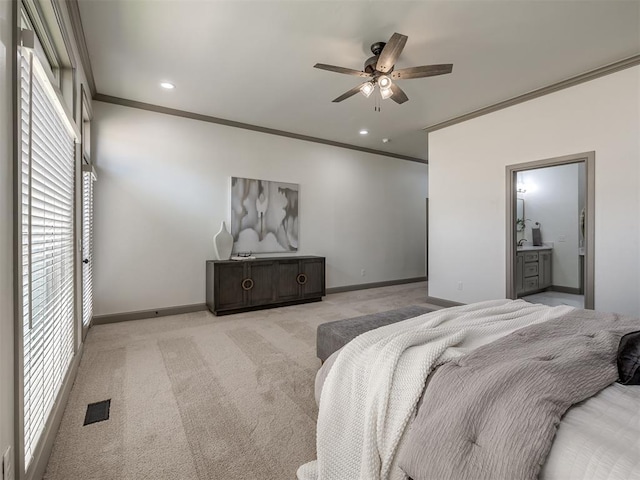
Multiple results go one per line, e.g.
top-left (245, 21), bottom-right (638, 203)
top-left (296, 273), bottom-right (308, 285)
top-left (241, 278), bottom-right (254, 291)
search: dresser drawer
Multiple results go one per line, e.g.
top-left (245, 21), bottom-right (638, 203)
top-left (524, 263), bottom-right (539, 278)
top-left (524, 252), bottom-right (539, 263)
top-left (524, 277), bottom-right (539, 291)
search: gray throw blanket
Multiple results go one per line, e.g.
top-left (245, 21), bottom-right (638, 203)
top-left (398, 309), bottom-right (640, 480)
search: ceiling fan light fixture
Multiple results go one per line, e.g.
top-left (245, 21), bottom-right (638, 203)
top-left (360, 82), bottom-right (375, 98)
top-left (377, 75), bottom-right (392, 89)
top-left (380, 86), bottom-right (393, 100)
top-left (314, 33), bottom-right (453, 105)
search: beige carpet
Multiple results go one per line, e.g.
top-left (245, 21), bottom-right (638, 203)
top-left (44, 282), bottom-right (436, 480)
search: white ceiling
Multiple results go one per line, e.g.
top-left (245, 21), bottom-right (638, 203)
top-left (77, 1), bottom-right (640, 160)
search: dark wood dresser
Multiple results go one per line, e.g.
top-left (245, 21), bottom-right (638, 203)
top-left (206, 256), bottom-right (326, 315)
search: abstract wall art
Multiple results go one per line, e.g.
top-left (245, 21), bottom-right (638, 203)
top-left (230, 177), bottom-right (299, 253)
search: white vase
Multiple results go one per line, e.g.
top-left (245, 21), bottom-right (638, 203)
top-left (213, 221), bottom-right (233, 260)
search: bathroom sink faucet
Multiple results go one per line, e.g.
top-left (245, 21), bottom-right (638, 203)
top-left (517, 238), bottom-right (527, 247)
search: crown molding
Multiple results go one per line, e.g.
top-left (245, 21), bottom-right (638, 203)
top-left (94, 94), bottom-right (428, 164)
top-left (424, 54), bottom-right (640, 133)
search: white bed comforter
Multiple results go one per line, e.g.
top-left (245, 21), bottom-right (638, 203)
top-left (297, 299), bottom-right (575, 480)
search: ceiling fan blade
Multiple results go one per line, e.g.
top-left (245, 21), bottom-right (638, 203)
top-left (332, 83), bottom-right (367, 103)
top-left (376, 32), bottom-right (408, 73)
top-left (314, 63), bottom-right (372, 78)
top-left (389, 83), bottom-right (409, 104)
top-left (391, 64), bottom-right (453, 80)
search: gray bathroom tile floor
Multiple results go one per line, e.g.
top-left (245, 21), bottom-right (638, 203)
top-left (522, 291), bottom-right (584, 308)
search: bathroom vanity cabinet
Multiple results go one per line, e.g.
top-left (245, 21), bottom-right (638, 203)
top-left (516, 248), bottom-right (552, 296)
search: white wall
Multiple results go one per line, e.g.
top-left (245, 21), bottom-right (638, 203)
top-left (429, 66), bottom-right (640, 316)
top-left (518, 164), bottom-right (580, 288)
top-left (0, 0), bottom-right (13, 473)
top-left (92, 102), bottom-right (429, 316)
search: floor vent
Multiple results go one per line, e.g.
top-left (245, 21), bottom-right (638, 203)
top-left (83, 399), bottom-right (111, 426)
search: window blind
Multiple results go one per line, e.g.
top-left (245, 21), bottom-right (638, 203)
top-left (82, 166), bottom-right (94, 327)
top-left (20, 47), bottom-right (77, 467)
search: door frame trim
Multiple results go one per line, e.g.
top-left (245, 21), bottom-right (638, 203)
top-left (505, 151), bottom-right (595, 309)
top-left (425, 198), bottom-right (429, 281)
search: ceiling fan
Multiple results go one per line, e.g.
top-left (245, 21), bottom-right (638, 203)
top-left (314, 32), bottom-right (453, 104)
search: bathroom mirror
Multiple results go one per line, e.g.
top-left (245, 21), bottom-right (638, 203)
top-left (516, 198), bottom-right (525, 231)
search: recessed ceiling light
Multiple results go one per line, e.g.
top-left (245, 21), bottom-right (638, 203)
top-left (382, 138), bottom-right (390, 143)
top-left (160, 82), bottom-right (175, 90)
top-left (359, 129), bottom-right (368, 135)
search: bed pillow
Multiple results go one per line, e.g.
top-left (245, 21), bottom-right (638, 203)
top-left (617, 331), bottom-right (640, 385)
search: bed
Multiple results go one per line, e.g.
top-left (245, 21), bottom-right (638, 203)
top-left (297, 299), bottom-right (640, 480)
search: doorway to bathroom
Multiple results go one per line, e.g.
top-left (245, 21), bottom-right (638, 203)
top-left (506, 152), bottom-right (595, 309)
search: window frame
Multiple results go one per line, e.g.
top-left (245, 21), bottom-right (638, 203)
top-left (20, 1), bottom-right (61, 88)
top-left (80, 84), bottom-right (94, 338)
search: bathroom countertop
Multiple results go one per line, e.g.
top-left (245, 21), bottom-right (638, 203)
top-left (516, 245), bottom-right (552, 251)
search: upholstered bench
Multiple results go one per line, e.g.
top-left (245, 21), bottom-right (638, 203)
top-left (316, 305), bottom-right (436, 362)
